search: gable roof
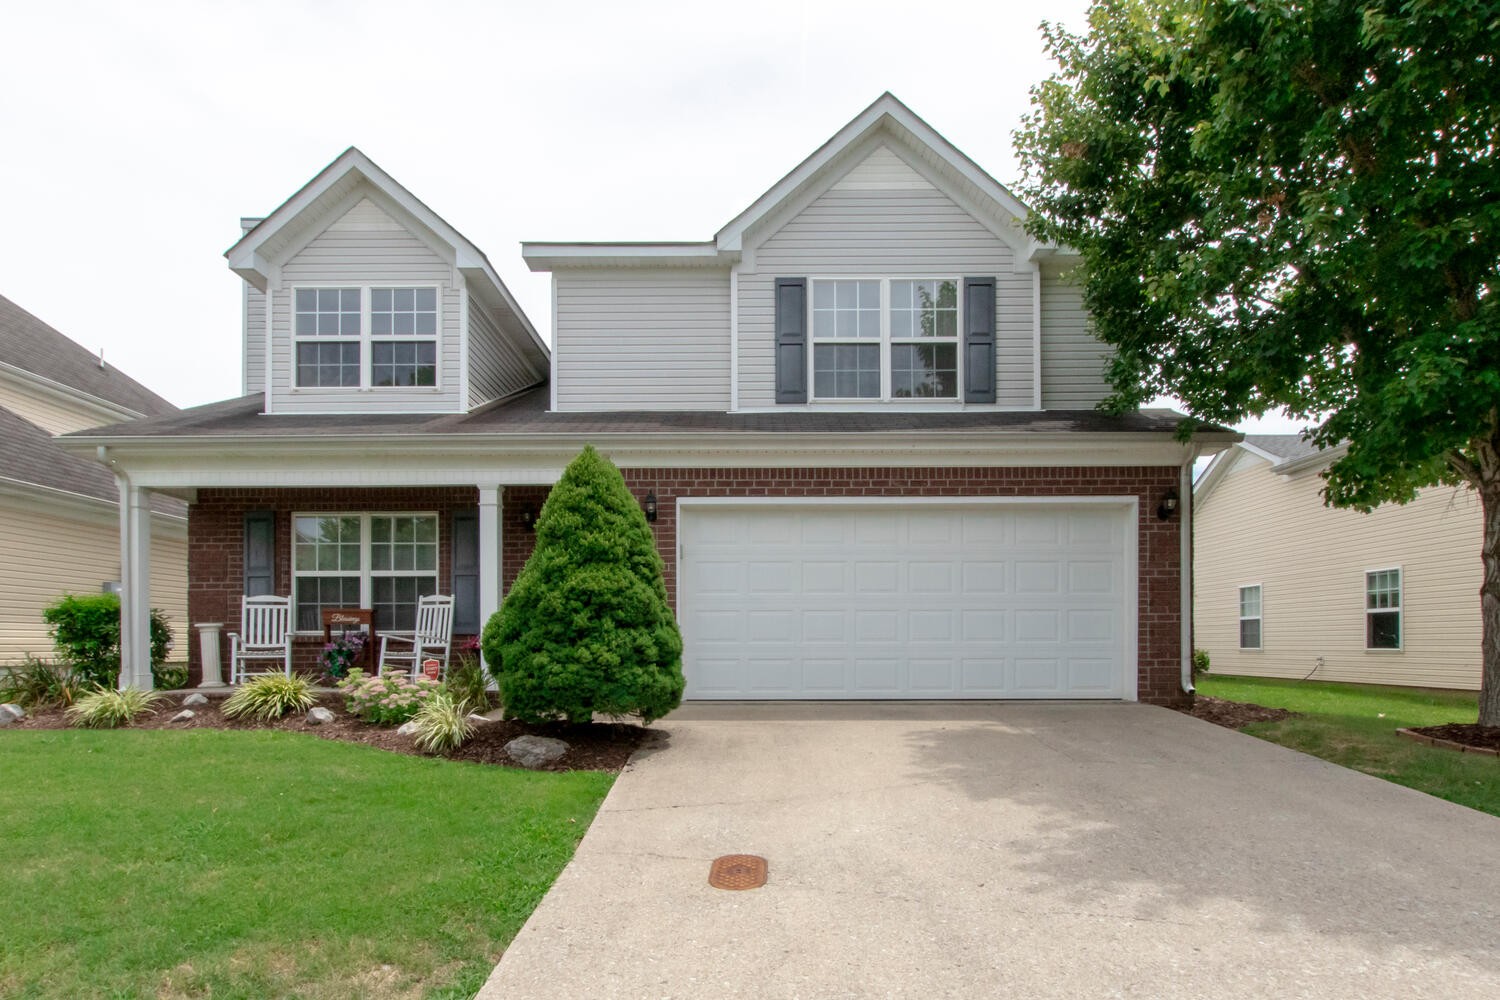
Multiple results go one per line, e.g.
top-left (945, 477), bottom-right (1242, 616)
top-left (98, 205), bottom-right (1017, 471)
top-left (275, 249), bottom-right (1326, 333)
top-left (0, 293), bottom-right (177, 419)
top-left (1195, 433), bottom-right (1344, 505)
top-left (225, 147), bottom-right (548, 363)
top-left (523, 93), bottom-right (1069, 270)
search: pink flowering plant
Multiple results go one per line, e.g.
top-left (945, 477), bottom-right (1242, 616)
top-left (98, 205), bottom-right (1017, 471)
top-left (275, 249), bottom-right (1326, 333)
top-left (336, 667), bottom-right (440, 725)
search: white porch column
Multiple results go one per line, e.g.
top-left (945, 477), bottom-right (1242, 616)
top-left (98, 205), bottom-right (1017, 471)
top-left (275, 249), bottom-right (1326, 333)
top-left (477, 485), bottom-right (503, 671)
top-left (118, 479), bottom-right (154, 691)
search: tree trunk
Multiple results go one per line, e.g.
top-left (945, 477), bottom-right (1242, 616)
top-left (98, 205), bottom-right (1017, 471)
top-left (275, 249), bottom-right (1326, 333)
top-left (1481, 479), bottom-right (1500, 727)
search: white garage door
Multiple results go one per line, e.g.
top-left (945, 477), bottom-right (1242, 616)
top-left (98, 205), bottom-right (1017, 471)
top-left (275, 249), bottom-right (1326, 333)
top-left (679, 500), bottom-right (1135, 700)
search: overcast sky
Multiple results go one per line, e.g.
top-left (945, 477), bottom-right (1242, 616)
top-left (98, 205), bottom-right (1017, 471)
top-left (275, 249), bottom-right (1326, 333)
top-left (2, 0), bottom-right (1300, 434)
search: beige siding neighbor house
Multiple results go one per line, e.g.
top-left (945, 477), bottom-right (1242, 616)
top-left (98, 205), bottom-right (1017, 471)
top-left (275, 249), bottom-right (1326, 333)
top-left (0, 294), bottom-right (188, 666)
top-left (1194, 435), bottom-right (1482, 690)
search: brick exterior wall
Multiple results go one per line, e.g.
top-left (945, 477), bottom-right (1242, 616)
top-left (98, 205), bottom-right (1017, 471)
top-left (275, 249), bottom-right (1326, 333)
top-left (187, 487), bottom-right (478, 682)
top-left (188, 467), bottom-right (1186, 704)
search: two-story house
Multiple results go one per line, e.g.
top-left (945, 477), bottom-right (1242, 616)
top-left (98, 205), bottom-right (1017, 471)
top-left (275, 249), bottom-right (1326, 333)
top-left (65, 94), bottom-right (1233, 703)
top-left (1, 293), bottom-right (187, 665)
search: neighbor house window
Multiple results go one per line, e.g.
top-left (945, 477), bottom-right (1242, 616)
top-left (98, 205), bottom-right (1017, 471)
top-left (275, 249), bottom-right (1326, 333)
top-left (810, 277), bottom-right (961, 400)
top-left (1238, 584), bottom-right (1262, 649)
top-left (1365, 568), bottom-right (1402, 650)
top-left (293, 286), bottom-right (439, 389)
top-left (293, 513), bottom-right (438, 632)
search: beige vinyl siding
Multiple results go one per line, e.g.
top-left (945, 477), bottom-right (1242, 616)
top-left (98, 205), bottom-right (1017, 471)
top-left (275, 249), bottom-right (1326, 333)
top-left (1039, 267), bottom-right (1112, 409)
top-left (0, 379), bottom-right (123, 435)
top-left (553, 269), bottom-right (731, 410)
top-left (271, 197), bottom-right (462, 413)
top-left (1194, 451), bottom-right (1483, 689)
top-left (467, 293), bottom-right (542, 407)
top-left (0, 497), bottom-right (187, 667)
top-left (737, 143), bottom-right (1031, 409)
top-left (243, 283), bottom-right (265, 397)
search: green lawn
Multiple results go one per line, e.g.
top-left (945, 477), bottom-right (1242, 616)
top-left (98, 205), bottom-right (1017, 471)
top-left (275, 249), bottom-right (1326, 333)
top-left (1197, 674), bottom-right (1498, 816)
top-left (0, 729), bottom-right (615, 999)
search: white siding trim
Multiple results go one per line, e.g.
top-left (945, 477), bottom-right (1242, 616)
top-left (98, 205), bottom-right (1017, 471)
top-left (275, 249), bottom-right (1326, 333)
top-left (729, 262), bottom-right (740, 412)
top-left (549, 275), bottom-right (558, 412)
top-left (263, 273), bottom-right (276, 413)
top-left (457, 281), bottom-right (470, 409)
top-left (1031, 262), bottom-right (1043, 410)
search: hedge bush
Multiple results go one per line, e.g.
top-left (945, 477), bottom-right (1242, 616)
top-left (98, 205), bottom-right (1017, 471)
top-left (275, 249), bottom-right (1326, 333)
top-left (41, 594), bottom-right (173, 688)
top-left (483, 445), bottom-right (683, 723)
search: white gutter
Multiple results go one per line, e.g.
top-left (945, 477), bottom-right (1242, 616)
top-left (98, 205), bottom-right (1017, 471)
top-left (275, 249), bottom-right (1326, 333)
top-left (1180, 444), bottom-right (1201, 695)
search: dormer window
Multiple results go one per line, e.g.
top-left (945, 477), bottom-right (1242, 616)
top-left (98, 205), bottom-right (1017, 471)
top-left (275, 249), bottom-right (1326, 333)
top-left (294, 285), bottom-right (438, 389)
top-left (809, 277), bottom-right (961, 401)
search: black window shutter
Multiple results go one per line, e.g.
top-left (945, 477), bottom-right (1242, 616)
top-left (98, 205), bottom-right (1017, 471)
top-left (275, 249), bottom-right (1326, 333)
top-left (243, 511), bottom-right (275, 597)
top-left (774, 277), bottom-right (807, 404)
top-left (451, 510), bottom-right (480, 634)
top-left (963, 277), bottom-right (996, 404)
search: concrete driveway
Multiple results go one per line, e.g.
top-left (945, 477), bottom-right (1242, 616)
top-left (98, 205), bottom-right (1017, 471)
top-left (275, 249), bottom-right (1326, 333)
top-left (479, 703), bottom-right (1500, 999)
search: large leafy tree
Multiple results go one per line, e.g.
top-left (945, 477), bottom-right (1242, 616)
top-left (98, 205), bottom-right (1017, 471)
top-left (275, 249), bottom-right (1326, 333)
top-left (1016, 0), bottom-right (1500, 723)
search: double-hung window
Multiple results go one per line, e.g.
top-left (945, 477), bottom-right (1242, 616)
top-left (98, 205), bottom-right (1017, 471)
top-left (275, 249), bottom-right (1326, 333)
top-left (292, 513), bottom-right (439, 632)
top-left (294, 286), bottom-right (438, 389)
top-left (1238, 584), bottom-right (1262, 650)
top-left (810, 277), bottom-right (960, 400)
top-left (1365, 568), bottom-right (1402, 650)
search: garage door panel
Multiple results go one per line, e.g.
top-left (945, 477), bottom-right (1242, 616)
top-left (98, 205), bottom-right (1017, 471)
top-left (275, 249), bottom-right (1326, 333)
top-left (681, 502), bottom-right (1132, 700)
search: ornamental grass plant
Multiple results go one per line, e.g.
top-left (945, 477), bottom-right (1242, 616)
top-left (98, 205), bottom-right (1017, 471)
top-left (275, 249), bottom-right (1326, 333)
top-left (65, 686), bottom-right (164, 729)
top-left (409, 690), bottom-right (476, 753)
top-left (221, 673), bottom-right (316, 722)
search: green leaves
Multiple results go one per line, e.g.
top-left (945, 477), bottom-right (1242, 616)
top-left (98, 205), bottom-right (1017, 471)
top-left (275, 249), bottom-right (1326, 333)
top-left (484, 446), bottom-right (684, 725)
top-left (1016, 0), bottom-right (1500, 506)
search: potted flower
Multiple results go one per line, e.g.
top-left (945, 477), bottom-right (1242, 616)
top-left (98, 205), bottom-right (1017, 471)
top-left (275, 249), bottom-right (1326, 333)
top-left (321, 632), bottom-right (368, 682)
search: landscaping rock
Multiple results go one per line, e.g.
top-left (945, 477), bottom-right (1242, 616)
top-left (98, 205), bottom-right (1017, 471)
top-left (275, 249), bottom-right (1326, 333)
top-left (467, 713), bottom-right (490, 725)
top-left (0, 703), bottom-right (26, 725)
top-left (396, 721), bottom-right (420, 736)
top-left (182, 693), bottom-right (209, 706)
top-left (306, 707), bottom-right (335, 726)
top-left (168, 710), bottom-right (195, 724)
top-left (505, 734), bottom-right (569, 768)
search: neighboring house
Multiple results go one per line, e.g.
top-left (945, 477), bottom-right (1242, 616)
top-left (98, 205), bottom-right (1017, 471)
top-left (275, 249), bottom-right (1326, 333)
top-left (62, 94), bottom-right (1234, 702)
top-left (0, 294), bottom-right (187, 665)
top-left (1194, 435), bottom-right (1482, 690)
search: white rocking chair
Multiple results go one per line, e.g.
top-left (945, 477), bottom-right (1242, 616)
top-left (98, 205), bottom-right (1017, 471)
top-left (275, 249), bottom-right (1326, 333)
top-left (378, 594), bottom-right (455, 678)
top-left (227, 595), bottom-right (293, 684)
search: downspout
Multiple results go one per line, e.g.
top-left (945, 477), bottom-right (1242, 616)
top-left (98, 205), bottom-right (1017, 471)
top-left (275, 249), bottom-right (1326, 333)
top-left (1180, 444), bottom-right (1201, 696)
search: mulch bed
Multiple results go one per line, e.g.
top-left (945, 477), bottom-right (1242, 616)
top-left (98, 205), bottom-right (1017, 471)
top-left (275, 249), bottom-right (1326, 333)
top-left (1402, 723), bottom-right (1500, 756)
top-left (1174, 694), bottom-right (1296, 729)
top-left (10, 693), bottom-right (656, 773)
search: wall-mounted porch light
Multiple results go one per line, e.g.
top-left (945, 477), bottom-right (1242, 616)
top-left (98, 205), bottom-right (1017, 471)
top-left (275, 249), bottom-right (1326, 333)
top-left (521, 505), bottom-right (538, 532)
top-left (1156, 487), bottom-right (1179, 521)
top-left (644, 491), bottom-right (658, 523)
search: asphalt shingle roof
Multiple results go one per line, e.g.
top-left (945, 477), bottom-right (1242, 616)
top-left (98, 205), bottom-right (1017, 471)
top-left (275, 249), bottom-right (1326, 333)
top-left (69, 386), bottom-right (1221, 440)
top-left (0, 294), bottom-right (177, 418)
top-left (0, 407), bottom-right (184, 516)
top-left (1243, 433), bottom-right (1324, 464)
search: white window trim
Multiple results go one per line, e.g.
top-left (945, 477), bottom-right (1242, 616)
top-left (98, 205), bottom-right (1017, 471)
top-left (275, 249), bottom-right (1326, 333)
top-left (291, 284), bottom-right (442, 392)
top-left (1364, 565), bottom-right (1404, 652)
top-left (290, 511), bottom-right (441, 634)
top-left (1237, 583), bottom-right (1263, 651)
top-left (806, 276), bottom-right (963, 403)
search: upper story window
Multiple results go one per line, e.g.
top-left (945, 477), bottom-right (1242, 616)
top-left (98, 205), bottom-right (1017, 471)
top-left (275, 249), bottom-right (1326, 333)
top-left (1365, 568), bottom-right (1402, 650)
top-left (294, 286), bottom-right (438, 389)
top-left (809, 278), bottom-right (960, 401)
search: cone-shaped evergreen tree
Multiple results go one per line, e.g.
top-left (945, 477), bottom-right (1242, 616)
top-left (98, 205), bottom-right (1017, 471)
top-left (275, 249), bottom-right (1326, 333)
top-left (482, 445), bottom-right (683, 723)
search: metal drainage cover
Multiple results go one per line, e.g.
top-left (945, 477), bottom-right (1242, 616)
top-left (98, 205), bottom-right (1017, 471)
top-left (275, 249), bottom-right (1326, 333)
top-left (709, 854), bottom-right (768, 891)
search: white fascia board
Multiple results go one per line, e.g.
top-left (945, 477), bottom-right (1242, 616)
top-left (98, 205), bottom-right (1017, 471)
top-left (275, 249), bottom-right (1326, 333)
top-left (0, 364), bottom-right (151, 425)
top-left (715, 93), bottom-right (1040, 254)
top-left (1237, 440), bottom-right (1288, 466)
top-left (66, 433), bottom-right (1207, 492)
top-left (520, 243), bottom-right (730, 271)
